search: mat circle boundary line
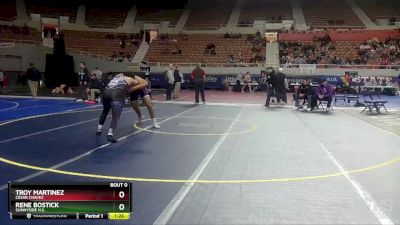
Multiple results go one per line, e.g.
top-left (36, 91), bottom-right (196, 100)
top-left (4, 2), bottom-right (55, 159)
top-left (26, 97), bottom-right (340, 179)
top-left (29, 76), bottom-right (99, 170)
top-left (0, 100), bottom-right (19, 112)
top-left (134, 116), bottom-right (257, 136)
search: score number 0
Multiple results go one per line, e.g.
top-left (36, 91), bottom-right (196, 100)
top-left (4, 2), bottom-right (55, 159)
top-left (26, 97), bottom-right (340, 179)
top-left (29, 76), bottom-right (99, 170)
top-left (118, 191), bottom-right (125, 211)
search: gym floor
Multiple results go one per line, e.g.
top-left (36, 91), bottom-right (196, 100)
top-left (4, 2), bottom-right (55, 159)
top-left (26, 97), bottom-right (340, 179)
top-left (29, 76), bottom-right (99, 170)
top-left (0, 95), bottom-right (399, 225)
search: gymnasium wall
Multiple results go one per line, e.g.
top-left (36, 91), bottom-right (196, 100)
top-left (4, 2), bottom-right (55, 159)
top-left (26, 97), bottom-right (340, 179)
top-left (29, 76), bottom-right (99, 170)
top-left (0, 43), bottom-right (46, 71)
top-left (0, 43), bottom-right (131, 73)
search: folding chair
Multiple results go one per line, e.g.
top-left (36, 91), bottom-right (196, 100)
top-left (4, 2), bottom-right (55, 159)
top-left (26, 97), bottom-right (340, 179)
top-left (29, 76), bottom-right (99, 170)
top-left (334, 93), bottom-right (346, 106)
top-left (317, 99), bottom-right (334, 112)
top-left (346, 88), bottom-right (359, 106)
top-left (361, 91), bottom-right (388, 114)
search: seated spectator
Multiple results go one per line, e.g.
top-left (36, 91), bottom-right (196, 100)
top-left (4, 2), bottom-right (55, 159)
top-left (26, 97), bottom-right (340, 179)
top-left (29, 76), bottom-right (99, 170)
top-left (52, 84), bottom-right (74, 95)
top-left (91, 67), bottom-right (103, 80)
top-left (120, 38), bottom-right (126, 48)
top-left (105, 34), bottom-right (115, 39)
top-left (171, 47), bottom-right (182, 55)
top-left (50, 27), bottom-right (56, 39)
top-left (204, 43), bottom-right (216, 55)
top-left (160, 33), bottom-right (169, 40)
top-left (242, 72), bottom-right (253, 93)
top-left (232, 73), bottom-right (243, 92)
top-left (309, 79), bottom-right (334, 112)
top-left (15, 72), bottom-right (26, 86)
top-left (85, 73), bottom-right (102, 104)
top-left (227, 53), bottom-right (236, 63)
top-left (210, 48), bottom-right (216, 55)
top-left (294, 79), bottom-right (312, 109)
top-left (255, 31), bottom-right (262, 41)
top-left (367, 76), bottom-right (377, 86)
top-left (224, 33), bottom-right (241, 39)
top-left (132, 39), bottom-right (139, 47)
top-left (22, 24), bottom-right (30, 35)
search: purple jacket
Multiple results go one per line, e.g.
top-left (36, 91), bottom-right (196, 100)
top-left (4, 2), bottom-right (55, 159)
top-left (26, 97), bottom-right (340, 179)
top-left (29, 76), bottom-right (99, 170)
top-left (315, 83), bottom-right (334, 97)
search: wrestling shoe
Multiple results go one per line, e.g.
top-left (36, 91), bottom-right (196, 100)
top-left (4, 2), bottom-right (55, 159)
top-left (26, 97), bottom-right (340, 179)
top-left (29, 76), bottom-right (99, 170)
top-left (153, 122), bottom-right (160, 129)
top-left (138, 115), bottom-right (144, 123)
top-left (107, 135), bottom-right (118, 143)
top-left (96, 128), bottom-right (103, 135)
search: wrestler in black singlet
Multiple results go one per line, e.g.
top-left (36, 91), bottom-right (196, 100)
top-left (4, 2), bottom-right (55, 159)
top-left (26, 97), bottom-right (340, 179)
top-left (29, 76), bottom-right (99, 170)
top-left (98, 73), bottom-right (128, 142)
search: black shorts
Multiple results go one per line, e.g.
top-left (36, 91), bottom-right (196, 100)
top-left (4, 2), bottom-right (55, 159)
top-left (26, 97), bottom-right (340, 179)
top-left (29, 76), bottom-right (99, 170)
top-left (129, 88), bottom-right (150, 102)
top-left (103, 88), bottom-right (126, 103)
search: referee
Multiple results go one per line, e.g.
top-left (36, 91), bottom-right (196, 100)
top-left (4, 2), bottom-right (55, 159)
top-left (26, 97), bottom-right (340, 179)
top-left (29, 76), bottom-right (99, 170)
top-left (191, 64), bottom-right (206, 104)
top-left (265, 67), bottom-right (276, 107)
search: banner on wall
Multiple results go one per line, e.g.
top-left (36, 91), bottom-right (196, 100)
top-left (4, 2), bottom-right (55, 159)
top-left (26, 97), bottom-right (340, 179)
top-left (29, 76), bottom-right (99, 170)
top-left (148, 73), bottom-right (347, 89)
top-left (0, 43), bottom-right (15, 48)
top-left (319, 76), bottom-right (343, 85)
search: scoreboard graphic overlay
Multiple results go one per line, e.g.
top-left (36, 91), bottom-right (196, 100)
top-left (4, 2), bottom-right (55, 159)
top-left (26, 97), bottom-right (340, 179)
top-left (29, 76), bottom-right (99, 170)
top-left (8, 182), bottom-right (132, 220)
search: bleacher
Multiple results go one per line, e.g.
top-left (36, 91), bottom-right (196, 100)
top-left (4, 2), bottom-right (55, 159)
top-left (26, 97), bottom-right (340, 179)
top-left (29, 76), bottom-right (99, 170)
top-left (279, 30), bottom-right (400, 65)
top-left (280, 40), bottom-right (361, 63)
top-left (238, 0), bottom-right (293, 26)
top-left (184, 0), bottom-right (236, 30)
top-left (63, 30), bottom-right (141, 60)
top-left (26, 0), bottom-right (77, 23)
top-left (145, 34), bottom-right (265, 65)
top-left (356, 0), bottom-right (400, 23)
top-left (85, 6), bottom-right (129, 28)
top-left (135, 9), bottom-right (184, 26)
top-left (0, 0), bottom-right (17, 21)
top-left (301, 0), bottom-right (365, 29)
top-left (0, 25), bottom-right (41, 44)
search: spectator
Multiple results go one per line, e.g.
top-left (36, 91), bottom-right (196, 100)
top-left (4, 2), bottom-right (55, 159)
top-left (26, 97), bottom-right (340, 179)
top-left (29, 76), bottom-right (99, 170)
top-left (398, 74), bottom-right (400, 85)
top-left (275, 68), bottom-right (288, 104)
top-left (0, 69), bottom-right (4, 93)
top-left (140, 29), bottom-right (144, 39)
top-left (342, 73), bottom-right (352, 87)
top-left (309, 79), bottom-right (334, 112)
top-left (43, 27), bottom-right (49, 38)
top-left (50, 27), bottom-right (56, 39)
top-left (145, 30), bottom-right (150, 44)
top-left (132, 39), bottom-right (139, 47)
top-left (164, 64), bottom-right (174, 101)
top-left (368, 76), bottom-right (377, 86)
top-left (52, 84), bottom-right (66, 95)
top-left (105, 34), bottom-right (115, 39)
top-left (294, 79), bottom-right (312, 109)
top-left (265, 67), bottom-right (277, 107)
top-left (205, 43), bottom-right (216, 55)
top-left (227, 53), bottom-right (236, 63)
top-left (231, 73), bottom-right (242, 92)
top-left (223, 78), bottom-right (230, 91)
top-left (191, 64), bottom-right (206, 104)
top-left (76, 62), bottom-right (89, 102)
top-left (26, 63), bottom-right (41, 98)
top-left (242, 72), bottom-right (253, 93)
top-left (85, 73), bottom-right (102, 104)
top-left (15, 73), bottom-right (26, 85)
top-left (120, 38), bottom-right (126, 48)
top-left (91, 67), bottom-right (103, 80)
top-left (173, 66), bottom-right (182, 99)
